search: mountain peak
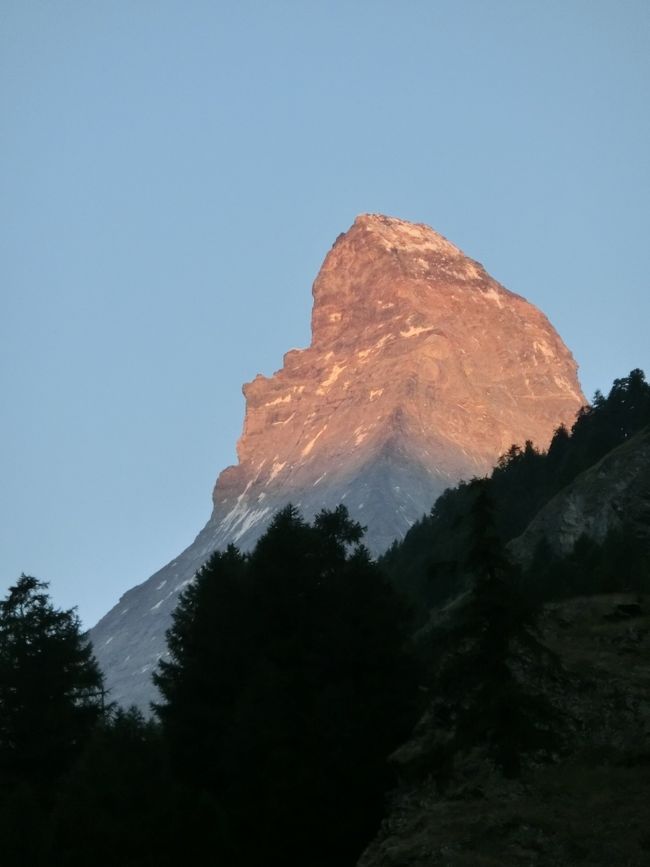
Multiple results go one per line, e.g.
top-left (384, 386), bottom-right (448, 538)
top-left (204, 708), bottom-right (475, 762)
top-left (352, 212), bottom-right (463, 256)
top-left (312, 215), bottom-right (499, 350)
top-left (91, 216), bottom-right (585, 710)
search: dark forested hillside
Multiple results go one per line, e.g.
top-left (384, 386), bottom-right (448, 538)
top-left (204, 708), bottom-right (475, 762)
top-left (153, 505), bottom-right (419, 867)
top-left (1, 370), bottom-right (648, 867)
top-left (382, 369), bottom-right (650, 612)
top-left (361, 370), bottom-right (650, 867)
top-left (0, 509), bottom-right (420, 867)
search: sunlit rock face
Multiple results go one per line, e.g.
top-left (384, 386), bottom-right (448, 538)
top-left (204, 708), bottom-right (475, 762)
top-left (91, 214), bottom-right (585, 709)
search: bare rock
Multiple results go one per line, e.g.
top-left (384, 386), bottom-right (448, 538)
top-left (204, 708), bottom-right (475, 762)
top-left (91, 214), bottom-right (584, 710)
top-left (509, 426), bottom-right (650, 566)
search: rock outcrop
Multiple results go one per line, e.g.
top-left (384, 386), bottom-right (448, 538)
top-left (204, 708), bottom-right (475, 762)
top-left (509, 425), bottom-right (650, 565)
top-left (91, 214), bottom-right (585, 709)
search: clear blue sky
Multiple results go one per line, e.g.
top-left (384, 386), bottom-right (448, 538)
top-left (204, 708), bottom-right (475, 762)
top-left (2, 1), bottom-right (648, 628)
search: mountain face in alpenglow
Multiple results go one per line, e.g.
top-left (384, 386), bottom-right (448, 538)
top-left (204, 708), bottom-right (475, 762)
top-left (91, 214), bottom-right (585, 709)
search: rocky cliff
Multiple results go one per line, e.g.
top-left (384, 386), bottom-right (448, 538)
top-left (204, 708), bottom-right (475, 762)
top-left (509, 425), bottom-right (650, 565)
top-left (91, 214), bottom-right (585, 709)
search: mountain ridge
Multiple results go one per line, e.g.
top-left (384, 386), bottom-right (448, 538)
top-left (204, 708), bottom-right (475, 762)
top-left (91, 214), bottom-right (585, 709)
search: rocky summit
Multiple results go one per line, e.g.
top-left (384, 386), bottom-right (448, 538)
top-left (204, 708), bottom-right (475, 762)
top-left (91, 214), bottom-right (585, 709)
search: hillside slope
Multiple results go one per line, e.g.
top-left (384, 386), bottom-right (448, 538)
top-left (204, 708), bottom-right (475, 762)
top-left (359, 594), bottom-right (650, 867)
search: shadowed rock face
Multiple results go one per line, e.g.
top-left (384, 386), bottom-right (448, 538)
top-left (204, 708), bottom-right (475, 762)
top-left (509, 425), bottom-right (650, 566)
top-left (90, 214), bottom-right (585, 710)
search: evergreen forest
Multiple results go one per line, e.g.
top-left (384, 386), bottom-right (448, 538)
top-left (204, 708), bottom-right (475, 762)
top-left (1, 369), bottom-right (649, 866)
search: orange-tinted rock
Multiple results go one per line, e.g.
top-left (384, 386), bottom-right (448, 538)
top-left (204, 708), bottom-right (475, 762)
top-left (210, 214), bottom-right (584, 553)
top-left (91, 214), bottom-right (585, 709)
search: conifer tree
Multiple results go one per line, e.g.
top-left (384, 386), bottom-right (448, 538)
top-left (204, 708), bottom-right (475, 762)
top-left (430, 480), bottom-right (561, 780)
top-left (0, 575), bottom-right (105, 793)
top-left (155, 506), bottom-right (418, 867)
